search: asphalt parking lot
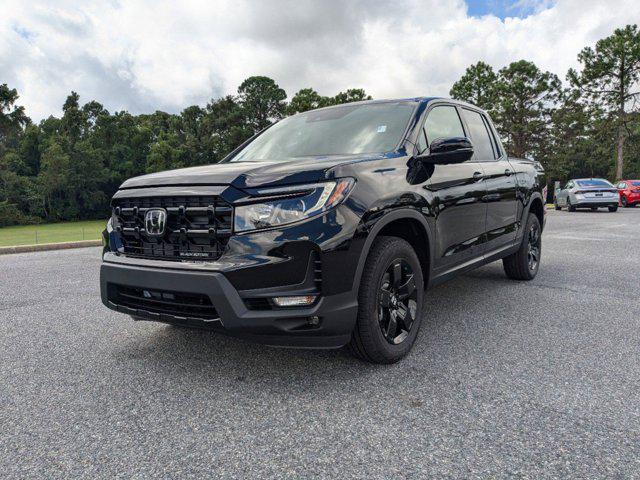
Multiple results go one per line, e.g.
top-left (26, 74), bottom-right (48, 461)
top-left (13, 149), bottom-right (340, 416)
top-left (1, 208), bottom-right (639, 478)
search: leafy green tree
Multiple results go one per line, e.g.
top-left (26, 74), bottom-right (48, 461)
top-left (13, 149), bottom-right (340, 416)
top-left (624, 113), bottom-right (640, 178)
top-left (146, 134), bottom-right (185, 173)
top-left (1, 151), bottom-right (29, 176)
top-left (38, 142), bottom-right (71, 219)
top-left (60, 91), bottom-right (85, 147)
top-left (0, 83), bottom-right (29, 152)
top-left (202, 95), bottom-right (252, 160)
top-left (287, 88), bottom-right (331, 114)
top-left (68, 140), bottom-right (109, 218)
top-left (540, 92), bottom-right (612, 182)
top-left (18, 124), bottom-right (42, 176)
top-left (450, 61), bottom-right (498, 113)
top-left (0, 172), bottom-right (43, 226)
top-left (237, 76), bottom-right (287, 134)
top-left (331, 88), bottom-right (372, 105)
top-left (494, 60), bottom-right (562, 159)
top-left (568, 24), bottom-right (640, 179)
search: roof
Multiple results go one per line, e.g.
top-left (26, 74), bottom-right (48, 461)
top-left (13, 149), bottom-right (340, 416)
top-left (303, 96), bottom-right (483, 113)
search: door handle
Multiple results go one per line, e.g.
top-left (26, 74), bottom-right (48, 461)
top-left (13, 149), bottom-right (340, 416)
top-left (473, 171), bottom-right (484, 181)
top-left (504, 169), bottom-right (512, 176)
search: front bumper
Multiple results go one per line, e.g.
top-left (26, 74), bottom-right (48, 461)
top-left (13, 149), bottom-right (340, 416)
top-left (100, 261), bottom-right (358, 348)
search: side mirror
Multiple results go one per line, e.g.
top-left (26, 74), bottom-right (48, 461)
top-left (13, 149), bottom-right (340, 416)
top-left (417, 137), bottom-right (474, 165)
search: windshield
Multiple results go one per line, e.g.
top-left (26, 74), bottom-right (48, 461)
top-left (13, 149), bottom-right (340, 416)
top-left (576, 179), bottom-right (613, 188)
top-left (229, 102), bottom-right (415, 162)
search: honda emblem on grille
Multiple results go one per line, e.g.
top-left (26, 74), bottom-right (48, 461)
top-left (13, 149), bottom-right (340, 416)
top-left (144, 208), bottom-right (167, 236)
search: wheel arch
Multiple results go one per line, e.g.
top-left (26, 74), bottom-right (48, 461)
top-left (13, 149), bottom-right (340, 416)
top-left (351, 209), bottom-right (433, 293)
top-left (527, 194), bottom-right (545, 230)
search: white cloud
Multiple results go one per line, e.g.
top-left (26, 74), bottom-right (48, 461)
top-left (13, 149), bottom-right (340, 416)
top-left (1, 0), bottom-right (639, 121)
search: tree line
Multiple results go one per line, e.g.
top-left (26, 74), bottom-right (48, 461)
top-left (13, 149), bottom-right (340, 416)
top-left (1, 24), bottom-right (639, 227)
top-left (450, 25), bottom-right (640, 183)
top-left (0, 77), bottom-right (370, 226)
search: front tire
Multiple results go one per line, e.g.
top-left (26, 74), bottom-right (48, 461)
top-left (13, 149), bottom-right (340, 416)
top-left (554, 203), bottom-right (561, 211)
top-left (349, 237), bottom-right (424, 364)
top-left (503, 213), bottom-right (541, 281)
top-left (621, 196), bottom-right (628, 207)
top-left (567, 198), bottom-right (576, 212)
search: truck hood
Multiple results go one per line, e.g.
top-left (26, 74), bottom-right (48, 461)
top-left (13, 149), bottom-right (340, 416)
top-left (119, 154), bottom-right (390, 190)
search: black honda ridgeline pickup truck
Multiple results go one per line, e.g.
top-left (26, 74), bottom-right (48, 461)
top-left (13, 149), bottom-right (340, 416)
top-left (101, 98), bottom-right (546, 363)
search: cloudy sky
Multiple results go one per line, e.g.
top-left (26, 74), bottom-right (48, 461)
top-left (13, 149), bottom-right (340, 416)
top-left (2, 0), bottom-right (639, 121)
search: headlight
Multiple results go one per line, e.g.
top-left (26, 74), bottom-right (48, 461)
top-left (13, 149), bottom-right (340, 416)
top-left (234, 178), bottom-right (355, 233)
top-left (102, 217), bottom-right (113, 251)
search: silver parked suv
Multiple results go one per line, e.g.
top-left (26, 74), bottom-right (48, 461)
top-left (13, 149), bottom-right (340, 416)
top-left (554, 178), bottom-right (619, 212)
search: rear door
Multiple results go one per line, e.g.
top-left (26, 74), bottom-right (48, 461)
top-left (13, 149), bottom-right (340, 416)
top-left (422, 104), bottom-right (488, 272)
top-left (460, 108), bottom-right (518, 254)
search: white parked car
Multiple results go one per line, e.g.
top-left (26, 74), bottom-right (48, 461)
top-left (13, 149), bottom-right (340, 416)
top-left (554, 178), bottom-right (619, 212)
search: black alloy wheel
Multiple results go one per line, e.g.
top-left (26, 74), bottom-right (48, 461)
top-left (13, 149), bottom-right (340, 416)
top-left (527, 222), bottom-right (541, 272)
top-left (349, 236), bottom-right (424, 364)
top-left (377, 259), bottom-right (418, 345)
top-left (503, 213), bottom-right (542, 281)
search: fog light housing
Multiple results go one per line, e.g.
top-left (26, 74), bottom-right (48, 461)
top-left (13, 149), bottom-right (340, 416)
top-left (272, 295), bottom-right (317, 307)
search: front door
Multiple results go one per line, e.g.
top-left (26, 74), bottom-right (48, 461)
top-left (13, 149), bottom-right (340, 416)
top-left (459, 108), bottom-right (518, 254)
top-left (422, 104), bottom-right (488, 272)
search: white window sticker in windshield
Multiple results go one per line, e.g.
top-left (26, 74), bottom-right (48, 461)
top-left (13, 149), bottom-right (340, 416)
top-left (377, 125), bottom-right (387, 133)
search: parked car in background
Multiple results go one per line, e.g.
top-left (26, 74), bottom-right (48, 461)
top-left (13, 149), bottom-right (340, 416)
top-left (616, 180), bottom-right (640, 207)
top-left (554, 178), bottom-right (619, 212)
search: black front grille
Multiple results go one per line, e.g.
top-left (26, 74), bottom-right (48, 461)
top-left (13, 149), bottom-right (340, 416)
top-left (112, 195), bottom-right (232, 261)
top-left (108, 284), bottom-right (219, 320)
top-left (313, 253), bottom-right (322, 290)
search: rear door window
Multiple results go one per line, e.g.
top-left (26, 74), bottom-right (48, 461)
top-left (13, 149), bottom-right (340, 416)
top-left (460, 108), bottom-right (496, 161)
top-left (482, 115), bottom-right (502, 159)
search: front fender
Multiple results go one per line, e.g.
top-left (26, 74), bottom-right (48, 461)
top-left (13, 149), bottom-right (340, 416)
top-left (349, 208), bottom-right (434, 293)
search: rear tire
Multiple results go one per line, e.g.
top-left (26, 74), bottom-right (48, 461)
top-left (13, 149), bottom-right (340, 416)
top-left (349, 236), bottom-right (424, 364)
top-left (503, 213), bottom-right (541, 281)
top-left (608, 206), bottom-right (618, 212)
top-left (590, 207), bottom-right (598, 211)
top-left (554, 203), bottom-right (561, 211)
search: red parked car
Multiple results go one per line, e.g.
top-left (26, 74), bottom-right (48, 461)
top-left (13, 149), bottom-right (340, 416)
top-left (616, 180), bottom-right (640, 207)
